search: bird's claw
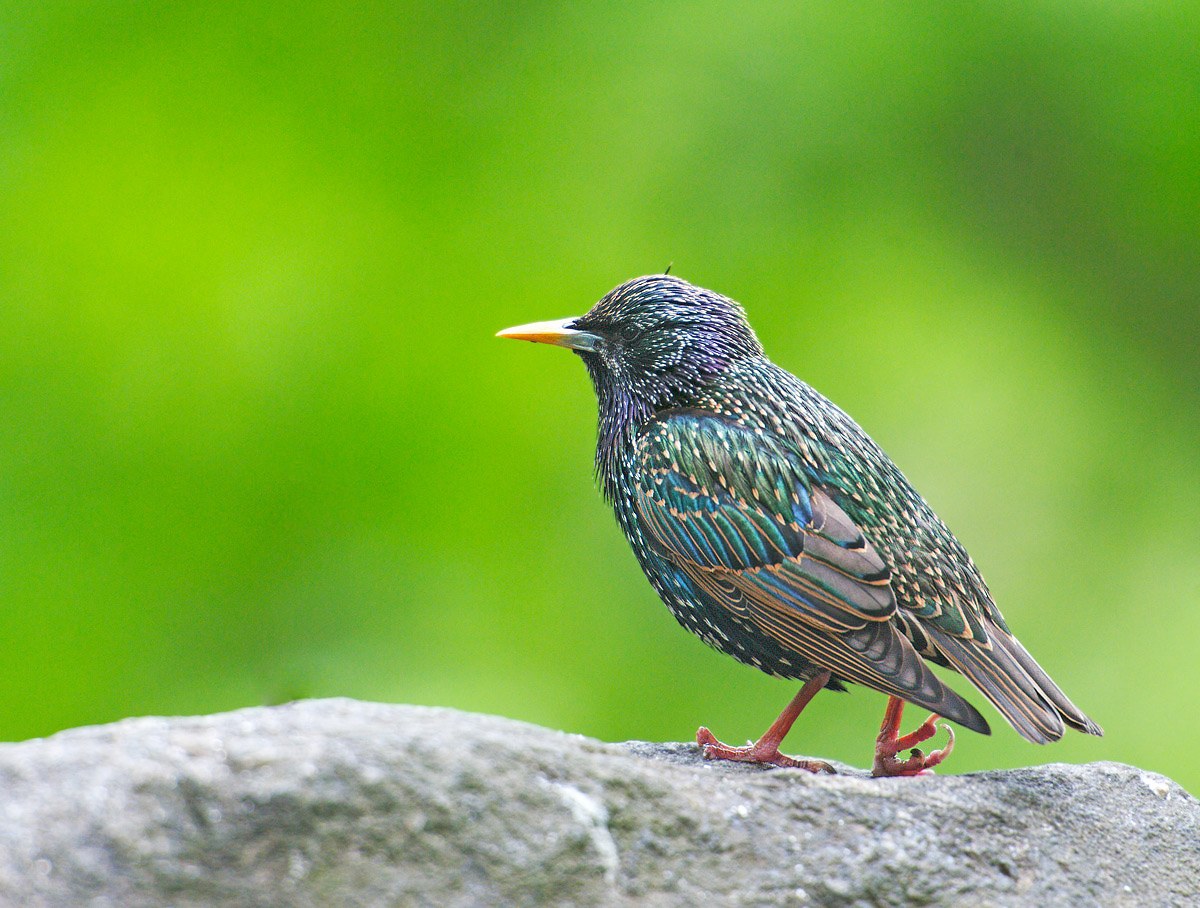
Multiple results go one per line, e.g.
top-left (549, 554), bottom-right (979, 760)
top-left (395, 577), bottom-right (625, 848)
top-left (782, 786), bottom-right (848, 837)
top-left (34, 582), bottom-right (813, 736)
top-left (872, 716), bottom-right (954, 777)
top-left (696, 726), bottom-right (836, 773)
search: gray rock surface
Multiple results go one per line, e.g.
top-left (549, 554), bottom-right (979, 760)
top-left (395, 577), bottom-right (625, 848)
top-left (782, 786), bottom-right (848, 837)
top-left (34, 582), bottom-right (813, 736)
top-left (0, 699), bottom-right (1195, 907)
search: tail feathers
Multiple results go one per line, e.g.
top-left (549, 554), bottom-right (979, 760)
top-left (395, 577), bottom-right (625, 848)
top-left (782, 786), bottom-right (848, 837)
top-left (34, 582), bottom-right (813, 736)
top-left (926, 624), bottom-right (1102, 744)
top-left (995, 631), bottom-right (1103, 737)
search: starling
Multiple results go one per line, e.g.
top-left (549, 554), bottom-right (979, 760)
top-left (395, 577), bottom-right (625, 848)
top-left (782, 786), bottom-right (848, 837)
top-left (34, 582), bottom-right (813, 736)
top-left (498, 275), bottom-right (1101, 776)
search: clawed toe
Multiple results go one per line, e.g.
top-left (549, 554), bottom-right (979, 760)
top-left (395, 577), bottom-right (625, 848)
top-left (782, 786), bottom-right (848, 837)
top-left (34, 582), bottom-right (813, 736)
top-left (697, 726), bottom-right (835, 773)
top-left (871, 696), bottom-right (956, 777)
top-left (873, 719), bottom-right (954, 777)
top-left (691, 673), bottom-right (836, 774)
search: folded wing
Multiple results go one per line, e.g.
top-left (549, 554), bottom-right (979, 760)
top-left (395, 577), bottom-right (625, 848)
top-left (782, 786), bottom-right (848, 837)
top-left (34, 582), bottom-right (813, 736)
top-left (632, 411), bottom-right (989, 734)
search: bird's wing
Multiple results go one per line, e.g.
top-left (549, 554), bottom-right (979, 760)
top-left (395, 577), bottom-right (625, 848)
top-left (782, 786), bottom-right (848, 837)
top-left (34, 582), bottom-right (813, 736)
top-left (633, 412), bottom-right (894, 627)
top-left (632, 411), bottom-right (988, 732)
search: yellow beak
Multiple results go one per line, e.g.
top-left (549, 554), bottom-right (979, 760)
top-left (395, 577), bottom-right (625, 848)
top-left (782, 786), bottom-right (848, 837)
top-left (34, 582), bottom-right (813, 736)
top-left (495, 317), bottom-right (600, 351)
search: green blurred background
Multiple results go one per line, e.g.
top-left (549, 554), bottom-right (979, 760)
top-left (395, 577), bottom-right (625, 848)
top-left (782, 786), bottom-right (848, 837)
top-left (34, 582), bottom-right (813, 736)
top-left (2, 3), bottom-right (1197, 790)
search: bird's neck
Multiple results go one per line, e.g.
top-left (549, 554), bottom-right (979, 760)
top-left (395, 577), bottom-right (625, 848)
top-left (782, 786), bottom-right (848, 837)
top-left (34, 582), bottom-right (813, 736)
top-left (589, 359), bottom-right (754, 504)
top-left (594, 389), bottom-right (653, 504)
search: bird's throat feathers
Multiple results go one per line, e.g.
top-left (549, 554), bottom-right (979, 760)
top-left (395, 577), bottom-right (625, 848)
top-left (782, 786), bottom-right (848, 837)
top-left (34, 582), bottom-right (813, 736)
top-left (586, 357), bottom-right (652, 502)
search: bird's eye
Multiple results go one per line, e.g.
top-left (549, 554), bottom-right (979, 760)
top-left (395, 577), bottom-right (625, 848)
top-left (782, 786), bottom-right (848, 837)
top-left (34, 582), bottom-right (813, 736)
top-left (620, 324), bottom-right (642, 342)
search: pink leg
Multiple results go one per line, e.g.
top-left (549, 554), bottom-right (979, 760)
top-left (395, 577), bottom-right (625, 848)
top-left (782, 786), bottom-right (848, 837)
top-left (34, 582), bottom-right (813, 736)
top-left (871, 696), bottom-right (955, 777)
top-left (696, 671), bottom-right (835, 773)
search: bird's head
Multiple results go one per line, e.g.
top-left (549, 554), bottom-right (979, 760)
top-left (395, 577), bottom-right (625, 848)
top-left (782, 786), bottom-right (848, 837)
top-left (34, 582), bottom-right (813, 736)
top-left (497, 275), bottom-right (764, 413)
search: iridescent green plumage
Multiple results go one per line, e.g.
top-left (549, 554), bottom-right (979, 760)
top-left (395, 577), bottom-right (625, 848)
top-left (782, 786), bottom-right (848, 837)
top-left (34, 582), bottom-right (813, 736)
top-left (500, 274), bottom-right (1101, 770)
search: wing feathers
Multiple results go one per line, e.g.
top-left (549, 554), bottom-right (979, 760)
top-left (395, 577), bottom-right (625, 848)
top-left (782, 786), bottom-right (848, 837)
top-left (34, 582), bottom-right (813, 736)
top-left (732, 579), bottom-right (990, 734)
top-left (634, 413), bottom-right (996, 732)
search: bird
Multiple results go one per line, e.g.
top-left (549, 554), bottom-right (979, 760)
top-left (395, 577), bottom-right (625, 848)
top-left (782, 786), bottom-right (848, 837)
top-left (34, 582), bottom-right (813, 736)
top-left (497, 275), bottom-right (1101, 776)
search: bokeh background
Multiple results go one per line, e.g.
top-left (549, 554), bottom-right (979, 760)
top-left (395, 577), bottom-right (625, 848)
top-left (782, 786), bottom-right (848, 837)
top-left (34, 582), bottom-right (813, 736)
top-left (2, 4), bottom-right (1197, 791)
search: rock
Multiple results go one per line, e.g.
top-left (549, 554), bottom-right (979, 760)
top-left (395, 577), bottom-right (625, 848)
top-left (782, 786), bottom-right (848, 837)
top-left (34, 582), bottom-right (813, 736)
top-left (0, 700), bottom-right (1194, 907)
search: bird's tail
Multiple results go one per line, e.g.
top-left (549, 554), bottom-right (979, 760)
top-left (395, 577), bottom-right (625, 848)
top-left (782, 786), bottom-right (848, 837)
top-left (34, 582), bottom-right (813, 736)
top-left (925, 624), bottom-right (1103, 744)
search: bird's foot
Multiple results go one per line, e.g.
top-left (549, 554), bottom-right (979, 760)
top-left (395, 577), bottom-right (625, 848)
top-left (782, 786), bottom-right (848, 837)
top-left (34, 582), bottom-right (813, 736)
top-left (871, 712), bottom-right (954, 777)
top-left (696, 726), bottom-right (835, 773)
